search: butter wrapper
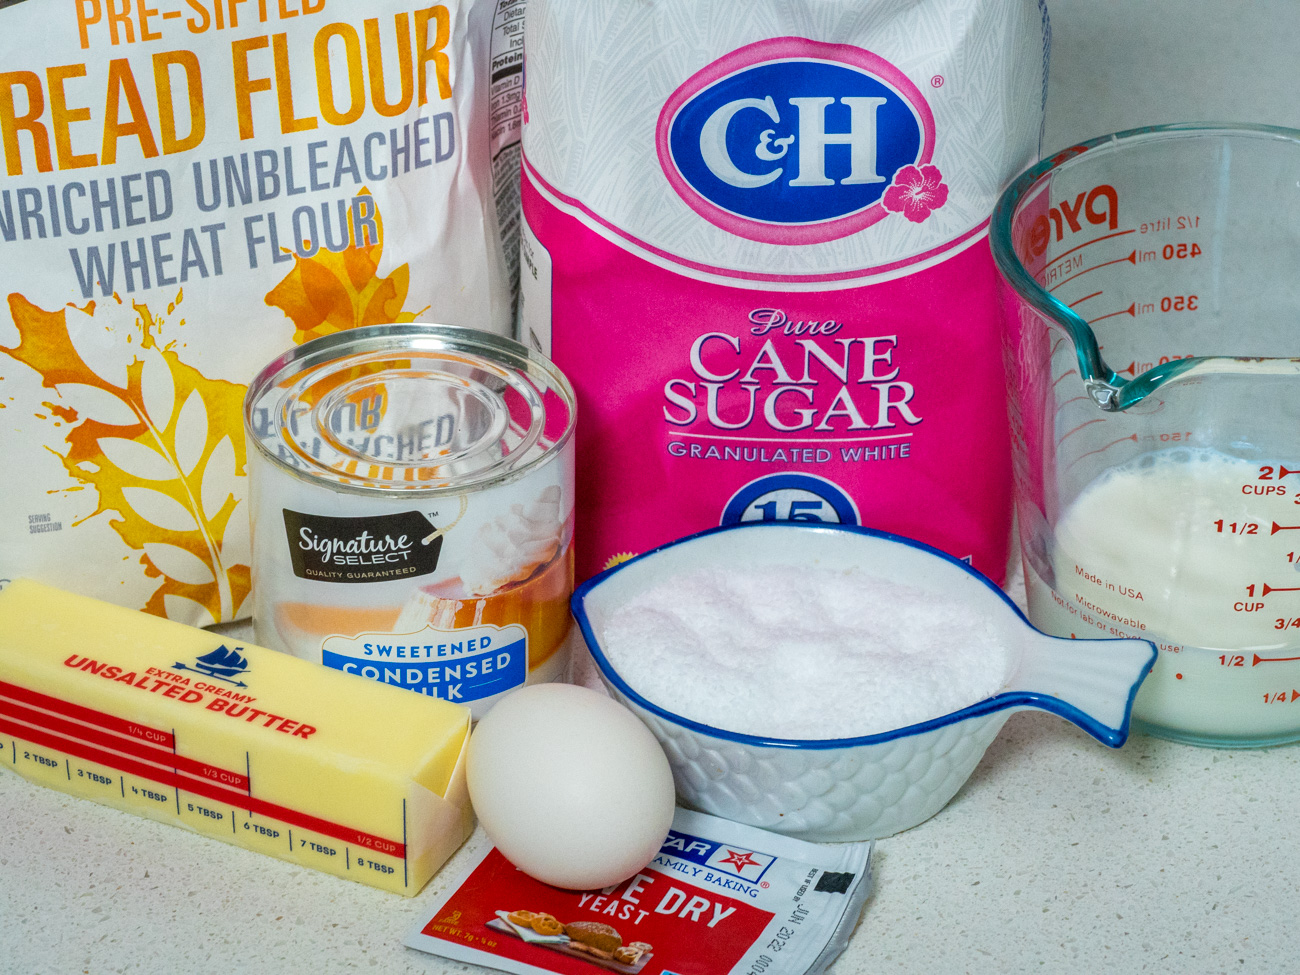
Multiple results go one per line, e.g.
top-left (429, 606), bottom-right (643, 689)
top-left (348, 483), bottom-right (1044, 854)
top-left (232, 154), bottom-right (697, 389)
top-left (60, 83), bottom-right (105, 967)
top-left (0, 579), bottom-right (473, 896)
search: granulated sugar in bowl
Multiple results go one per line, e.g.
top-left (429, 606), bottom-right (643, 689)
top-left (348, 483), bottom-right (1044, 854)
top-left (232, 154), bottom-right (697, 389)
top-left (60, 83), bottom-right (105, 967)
top-left (601, 564), bottom-right (1013, 740)
top-left (572, 523), bottom-right (1157, 842)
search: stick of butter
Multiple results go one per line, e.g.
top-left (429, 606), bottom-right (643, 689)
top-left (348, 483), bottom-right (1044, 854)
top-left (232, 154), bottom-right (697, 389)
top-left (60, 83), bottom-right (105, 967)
top-left (0, 579), bottom-right (473, 895)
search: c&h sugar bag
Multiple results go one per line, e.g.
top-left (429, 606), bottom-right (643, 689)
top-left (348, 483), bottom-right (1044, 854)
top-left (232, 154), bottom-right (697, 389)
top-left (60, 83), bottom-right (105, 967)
top-left (519, 0), bottom-right (1049, 582)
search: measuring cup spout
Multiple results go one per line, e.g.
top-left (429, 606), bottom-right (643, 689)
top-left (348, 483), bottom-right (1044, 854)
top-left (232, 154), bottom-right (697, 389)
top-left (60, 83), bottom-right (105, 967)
top-left (1083, 378), bottom-right (1120, 411)
top-left (1084, 356), bottom-right (1300, 412)
top-left (1003, 631), bottom-right (1157, 747)
top-left (1082, 357), bottom-right (1203, 412)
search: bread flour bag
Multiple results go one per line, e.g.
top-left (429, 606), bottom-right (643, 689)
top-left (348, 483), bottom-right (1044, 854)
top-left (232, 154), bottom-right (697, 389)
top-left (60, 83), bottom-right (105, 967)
top-left (519, 0), bottom-right (1048, 583)
top-left (0, 0), bottom-right (525, 623)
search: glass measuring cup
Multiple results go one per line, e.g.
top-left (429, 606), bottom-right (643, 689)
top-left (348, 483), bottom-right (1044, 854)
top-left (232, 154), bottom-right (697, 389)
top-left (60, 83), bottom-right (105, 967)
top-left (992, 124), bottom-right (1300, 748)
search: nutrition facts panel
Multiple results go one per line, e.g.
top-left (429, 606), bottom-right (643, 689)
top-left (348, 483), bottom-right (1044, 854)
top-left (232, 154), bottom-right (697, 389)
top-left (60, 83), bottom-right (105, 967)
top-left (489, 0), bottom-right (527, 310)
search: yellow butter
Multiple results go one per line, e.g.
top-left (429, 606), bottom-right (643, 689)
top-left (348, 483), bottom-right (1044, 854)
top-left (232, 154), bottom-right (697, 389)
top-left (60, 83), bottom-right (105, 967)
top-left (0, 580), bottom-right (473, 895)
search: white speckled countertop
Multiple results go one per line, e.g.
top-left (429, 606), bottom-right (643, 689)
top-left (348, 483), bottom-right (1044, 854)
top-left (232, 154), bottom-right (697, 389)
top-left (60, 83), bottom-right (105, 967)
top-left (7, 694), bottom-right (1300, 975)
top-left (6, 1), bottom-right (1300, 973)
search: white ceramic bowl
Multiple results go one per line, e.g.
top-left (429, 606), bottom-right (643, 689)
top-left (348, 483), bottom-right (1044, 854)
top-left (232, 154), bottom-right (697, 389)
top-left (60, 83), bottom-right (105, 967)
top-left (572, 524), bottom-right (1156, 842)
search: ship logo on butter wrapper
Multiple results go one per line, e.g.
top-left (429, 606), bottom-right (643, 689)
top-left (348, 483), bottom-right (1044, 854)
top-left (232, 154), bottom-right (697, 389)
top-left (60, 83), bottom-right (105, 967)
top-left (658, 37), bottom-right (939, 244)
top-left (173, 645), bottom-right (251, 687)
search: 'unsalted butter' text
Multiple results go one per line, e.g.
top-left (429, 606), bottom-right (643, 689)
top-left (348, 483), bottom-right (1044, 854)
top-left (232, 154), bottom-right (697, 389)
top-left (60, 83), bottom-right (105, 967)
top-left (63, 654), bottom-right (317, 738)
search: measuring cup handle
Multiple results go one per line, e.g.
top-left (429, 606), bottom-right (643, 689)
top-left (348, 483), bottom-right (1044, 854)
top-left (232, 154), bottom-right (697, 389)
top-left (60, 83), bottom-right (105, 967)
top-left (1005, 633), bottom-right (1158, 747)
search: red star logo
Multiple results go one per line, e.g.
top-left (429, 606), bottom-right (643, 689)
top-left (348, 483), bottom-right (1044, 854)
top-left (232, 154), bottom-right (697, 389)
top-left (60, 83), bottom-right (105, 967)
top-left (718, 849), bottom-right (760, 872)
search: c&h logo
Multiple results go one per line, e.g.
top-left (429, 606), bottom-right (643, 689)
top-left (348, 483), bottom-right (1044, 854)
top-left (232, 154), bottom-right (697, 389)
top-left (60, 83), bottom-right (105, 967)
top-left (657, 37), bottom-right (943, 245)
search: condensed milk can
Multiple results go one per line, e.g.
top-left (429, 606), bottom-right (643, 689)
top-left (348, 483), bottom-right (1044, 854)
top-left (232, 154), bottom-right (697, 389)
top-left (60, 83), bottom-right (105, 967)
top-left (244, 324), bottom-right (576, 717)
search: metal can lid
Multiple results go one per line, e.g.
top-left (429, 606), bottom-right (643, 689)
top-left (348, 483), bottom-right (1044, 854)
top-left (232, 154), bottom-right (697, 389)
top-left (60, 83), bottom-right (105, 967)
top-left (244, 323), bottom-right (576, 496)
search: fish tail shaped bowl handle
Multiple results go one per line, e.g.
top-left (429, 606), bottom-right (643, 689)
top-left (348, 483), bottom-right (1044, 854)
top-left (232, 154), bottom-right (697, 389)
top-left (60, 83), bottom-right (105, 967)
top-left (1004, 632), bottom-right (1158, 747)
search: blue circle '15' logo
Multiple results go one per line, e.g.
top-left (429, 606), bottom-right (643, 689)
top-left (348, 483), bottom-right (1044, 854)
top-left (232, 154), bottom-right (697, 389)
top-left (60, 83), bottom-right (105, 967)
top-left (656, 38), bottom-right (940, 245)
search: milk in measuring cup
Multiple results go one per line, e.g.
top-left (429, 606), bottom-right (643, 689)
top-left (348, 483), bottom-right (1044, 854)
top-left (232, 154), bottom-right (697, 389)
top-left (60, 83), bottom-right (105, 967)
top-left (1025, 448), bottom-right (1296, 743)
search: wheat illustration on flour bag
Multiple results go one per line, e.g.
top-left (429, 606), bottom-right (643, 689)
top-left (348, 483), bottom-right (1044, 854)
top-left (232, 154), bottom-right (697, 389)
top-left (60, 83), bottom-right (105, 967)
top-left (0, 0), bottom-right (523, 623)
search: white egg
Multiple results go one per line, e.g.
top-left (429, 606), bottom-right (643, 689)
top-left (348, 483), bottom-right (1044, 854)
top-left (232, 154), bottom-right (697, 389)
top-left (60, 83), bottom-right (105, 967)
top-left (467, 683), bottom-right (676, 890)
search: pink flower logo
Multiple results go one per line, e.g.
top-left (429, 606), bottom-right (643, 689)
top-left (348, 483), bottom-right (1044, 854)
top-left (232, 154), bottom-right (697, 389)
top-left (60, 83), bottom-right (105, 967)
top-left (881, 164), bottom-right (949, 224)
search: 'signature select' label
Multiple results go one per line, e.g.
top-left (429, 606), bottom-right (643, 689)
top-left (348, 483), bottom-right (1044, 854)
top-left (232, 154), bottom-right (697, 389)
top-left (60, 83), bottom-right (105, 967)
top-left (282, 510), bottom-right (444, 583)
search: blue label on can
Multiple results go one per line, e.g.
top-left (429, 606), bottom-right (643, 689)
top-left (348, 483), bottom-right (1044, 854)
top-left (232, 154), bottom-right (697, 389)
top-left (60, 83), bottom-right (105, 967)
top-left (321, 624), bottom-right (528, 703)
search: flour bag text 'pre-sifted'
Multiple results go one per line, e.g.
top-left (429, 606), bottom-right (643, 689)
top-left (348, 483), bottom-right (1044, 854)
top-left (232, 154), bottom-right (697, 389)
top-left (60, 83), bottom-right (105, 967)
top-left (0, 0), bottom-right (524, 625)
top-left (519, 0), bottom-right (1049, 582)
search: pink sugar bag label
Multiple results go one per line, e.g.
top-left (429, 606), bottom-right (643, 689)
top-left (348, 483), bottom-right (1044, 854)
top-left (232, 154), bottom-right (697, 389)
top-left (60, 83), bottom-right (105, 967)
top-left (518, 0), bottom-right (1050, 584)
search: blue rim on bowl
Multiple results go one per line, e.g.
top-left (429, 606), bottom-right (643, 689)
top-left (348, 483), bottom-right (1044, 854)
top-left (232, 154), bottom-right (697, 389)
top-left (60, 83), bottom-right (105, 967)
top-left (571, 522), bottom-right (1154, 750)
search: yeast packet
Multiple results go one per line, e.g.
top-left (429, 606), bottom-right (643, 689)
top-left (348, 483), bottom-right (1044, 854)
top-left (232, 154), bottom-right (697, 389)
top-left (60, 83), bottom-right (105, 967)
top-left (405, 809), bottom-right (873, 975)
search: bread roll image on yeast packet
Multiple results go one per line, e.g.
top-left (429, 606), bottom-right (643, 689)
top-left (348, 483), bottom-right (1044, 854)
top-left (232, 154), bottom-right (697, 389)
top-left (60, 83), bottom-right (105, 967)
top-left (0, 580), bottom-right (474, 895)
top-left (406, 808), bottom-right (874, 975)
top-left (0, 0), bottom-right (523, 625)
